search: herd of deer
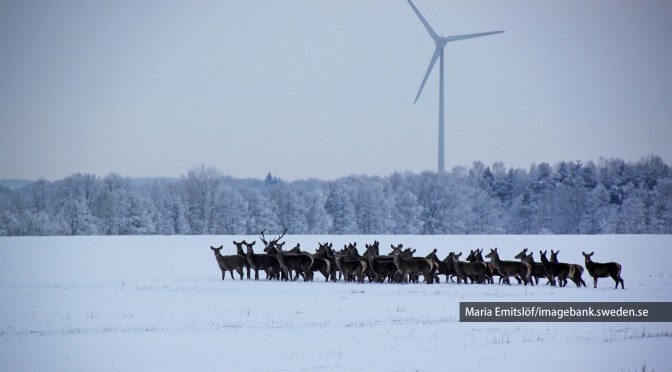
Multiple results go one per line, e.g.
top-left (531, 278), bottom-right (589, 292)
top-left (210, 230), bottom-right (625, 289)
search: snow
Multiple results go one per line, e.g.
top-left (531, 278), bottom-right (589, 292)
top-left (1, 234), bottom-right (671, 371)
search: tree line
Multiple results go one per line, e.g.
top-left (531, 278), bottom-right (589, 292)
top-left (1, 155), bottom-right (670, 236)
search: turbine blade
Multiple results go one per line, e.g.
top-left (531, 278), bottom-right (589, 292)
top-left (407, 0), bottom-right (438, 40)
top-left (414, 47), bottom-right (442, 103)
top-left (445, 30), bottom-right (504, 43)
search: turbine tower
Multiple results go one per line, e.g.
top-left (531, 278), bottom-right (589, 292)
top-left (407, 0), bottom-right (503, 173)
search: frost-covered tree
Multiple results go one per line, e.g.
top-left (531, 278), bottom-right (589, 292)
top-left (391, 190), bottom-right (423, 234)
top-left (325, 180), bottom-right (357, 234)
top-left (651, 178), bottom-right (672, 232)
top-left (351, 177), bottom-right (394, 234)
top-left (413, 172), bottom-right (467, 234)
top-left (1, 155), bottom-right (670, 236)
top-left (214, 186), bottom-right (247, 234)
top-left (303, 187), bottom-right (332, 234)
top-left (242, 187), bottom-right (279, 234)
top-left (182, 166), bottom-right (222, 234)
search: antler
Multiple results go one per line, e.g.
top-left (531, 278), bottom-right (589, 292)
top-left (260, 227), bottom-right (288, 247)
top-left (259, 229), bottom-right (269, 246)
top-left (274, 227), bottom-right (288, 244)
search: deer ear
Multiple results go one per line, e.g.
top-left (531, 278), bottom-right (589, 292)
top-left (210, 246), bottom-right (216, 250)
top-left (297, 243), bottom-right (300, 248)
top-left (433, 248), bottom-right (437, 253)
top-left (456, 252), bottom-right (462, 257)
top-left (251, 241), bottom-right (256, 246)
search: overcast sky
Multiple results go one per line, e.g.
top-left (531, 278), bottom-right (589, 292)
top-left (1, 0), bottom-right (671, 181)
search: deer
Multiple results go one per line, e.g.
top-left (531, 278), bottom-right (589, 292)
top-left (513, 248), bottom-right (547, 285)
top-left (274, 243), bottom-right (314, 282)
top-left (391, 246), bottom-right (435, 284)
top-left (468, 248), bottom-right (500, 284)
top-left (287, 243), bottom-right (332, 282)
top-left (484, 248), bottom-right (533, 286)
top-left (334, 249), bottom-right (367, 284)
top-left (365, 243), bottom-right (397, 283)
top-left (259, 228), bottom-right (291, 281)
top-left (345, 242), bottom-right (375, 282)
top-left (315, 242), bottom-right (339, 282)
top-left (232, 240), bottom-right (252, 279)
top-left (550, 249), bottom-right (586, 287)
top-left (426, 248), bottom-right (456, 283)
top-left (451, 252), bottom-right (491, 284)
top-left (210, 245), bottom-right (247, 280)
top-left (582, 252), bottom-right (624, 289)
top-left (244, 241), bottom-right (281, 280)
top-left (539, 250), bottom-right (574, 287)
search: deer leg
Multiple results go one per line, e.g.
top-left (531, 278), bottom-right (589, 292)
top-left (229, 270), bottom-right (236, 280)
top-left (237, 267), bottom-right (244, 280)
top-left (221, 269), bottom-right (226, 281)
top-left (593, 277), bottom-right (598, 288)
top-left (612, 275), bottom-right (624, 289)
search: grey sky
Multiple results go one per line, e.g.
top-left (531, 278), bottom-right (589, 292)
top-left (1, 0), bottom-right (671, 181)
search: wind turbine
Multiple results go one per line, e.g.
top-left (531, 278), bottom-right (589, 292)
top-left (406, 0), bottom-right (503, 173)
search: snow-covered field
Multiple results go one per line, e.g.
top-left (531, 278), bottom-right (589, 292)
top-left (1, 235), bottom-right (671, 371)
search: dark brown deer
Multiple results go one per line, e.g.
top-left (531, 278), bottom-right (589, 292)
top-left (346, 242), bottom-right (375, 282)
top-left (365, 244), bottom-right (397, 283)
top-left (484, 248), bottom-right (533, 286)
top-left (275, 243), bottom-right (314, 282)
top-left (451, 252), bottom-right (491, 284)
top-left (468, 248), bottom-right (499, 284)
top-left (210, 245), bottom-right (246, 280)
top-left (288, 244), bottom-right (331, 282)
top-left (513, 248), bottom-right (547, 285)
top-left (550, 250), bottom-right (586, 287)
top-left (232, 240), bottom-right (252, 279)
top-left (334, 250), bottom-right (367, 283)
top-left (391, 246), bottom-right (435, 284)
top-left (315, 242), bottom-right (339, 282)
top-left (426, 249), bottom-right (456, 283)
top-left (539, 250), bottom-right (574, 287)
top-left (244, 241), bottom-right (281, 280)
top-left (582, 252), bottom-right (624, 289)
